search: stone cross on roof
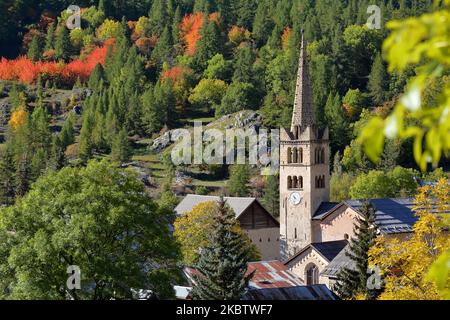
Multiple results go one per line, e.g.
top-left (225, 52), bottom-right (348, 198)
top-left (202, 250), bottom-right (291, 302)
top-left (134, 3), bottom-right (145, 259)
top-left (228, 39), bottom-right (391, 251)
top-left (291, 31), bottom-right (316, 131)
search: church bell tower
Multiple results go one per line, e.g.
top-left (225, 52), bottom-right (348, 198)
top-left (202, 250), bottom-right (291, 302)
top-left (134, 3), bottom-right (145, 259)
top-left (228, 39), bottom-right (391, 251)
top-left (279, 32), bottom-right (330, 260)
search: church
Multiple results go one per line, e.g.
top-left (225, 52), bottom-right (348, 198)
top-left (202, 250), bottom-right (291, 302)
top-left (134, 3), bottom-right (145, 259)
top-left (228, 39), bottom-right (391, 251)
top-left (278, 33), bottom-right (429, 289)
top-left (174, 33), bottom-right (431, 294)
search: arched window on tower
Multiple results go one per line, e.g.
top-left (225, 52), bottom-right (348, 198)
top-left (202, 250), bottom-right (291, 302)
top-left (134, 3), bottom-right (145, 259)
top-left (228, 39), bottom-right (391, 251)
top-left (298, 176), bottom-right (303, 189)
top-left (293, 176), bottom-right (298, 189)
top-left (298, 148), bottom-right (303, 163)
top-left (287, 176), bottom-right (292, 189)
top-left (320, 148), bottom-right (325, 164)
top-left (287, 147), bottom-right (292, 164)
top-left (305, 263), bottom-right (319, 285)
top-left (292, 147), bottom-right (298, 163)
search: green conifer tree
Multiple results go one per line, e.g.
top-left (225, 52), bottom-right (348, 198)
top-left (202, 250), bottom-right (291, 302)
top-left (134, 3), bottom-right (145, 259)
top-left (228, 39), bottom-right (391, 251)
top-left (191, 198), bottom-right (254, 300)
top-left (228, 164), bottom-right (250, 197)
top-left (368, 53), bottom-right (389, 106)
top-left (334, 201), bottom-right (381, 300)
top-left (262, 174), bottom-right (279, 217)
top-left (0, 142), bottom-right (16, 205)
top-left (54, 26), bottom-right (71, 61)
top-left (111, 129), bottom-right (130, 163)
top-left (27, 35), bottom-right (41, 62)
top-left (45, 22), bottom-right (56, 52)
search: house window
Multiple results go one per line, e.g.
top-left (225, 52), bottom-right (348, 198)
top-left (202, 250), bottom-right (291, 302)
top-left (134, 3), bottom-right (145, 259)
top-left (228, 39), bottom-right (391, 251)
top-left (294, 228), bottom-right (297, 239)
top-left (305, 264), bottom-right (319, 285)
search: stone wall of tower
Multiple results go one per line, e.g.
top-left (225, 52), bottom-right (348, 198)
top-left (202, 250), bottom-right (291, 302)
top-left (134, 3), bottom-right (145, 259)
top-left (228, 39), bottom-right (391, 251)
top-left (279, 126), bottom-right (330, 260)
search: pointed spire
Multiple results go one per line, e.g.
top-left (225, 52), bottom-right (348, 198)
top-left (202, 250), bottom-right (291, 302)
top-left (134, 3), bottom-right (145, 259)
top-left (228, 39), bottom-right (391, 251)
top-left (291, 30), bottom-right (315, 132)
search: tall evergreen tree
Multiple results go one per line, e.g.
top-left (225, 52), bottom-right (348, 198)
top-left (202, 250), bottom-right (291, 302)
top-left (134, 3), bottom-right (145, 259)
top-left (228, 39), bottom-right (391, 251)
top-left (191, 198), bottom-right (254, 300)
top-left (0, 142), bottom-right (16, 205)
top-left (54, 26), bottom-right (71, 61)
top-left (262, 174), bottom-right (279, 217)
top-left (27, 35), bottom-right (41, 62)
top-left (325, 92), bottom-right (349, 154)
top-left (111, 129), bottom-right (130, 163)
top-left (228, 164), bottom-right (250, 197)
top-left (368, 53), bottom-right (389, 106)
top-left (44, 22), bottom-right (56, 51)
top-left (334, 201), bottom-right (381, 300)
top-left (193, 19), bottom-right (223, 71)
top-left (49, 135), bottom-right (66, 170)
top-left (152, 25), bottom-right (173, 67)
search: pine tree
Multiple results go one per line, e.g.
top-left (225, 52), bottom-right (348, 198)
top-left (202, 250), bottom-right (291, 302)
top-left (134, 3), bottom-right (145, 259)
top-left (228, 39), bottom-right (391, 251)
top-left (148, 0), bottom-right (168, 37)
top-left (54, 26), bottom-right (71, 61)
top-left (368, 53), bottom-right (389, 106)
top-left (0, 142), bottom-right (16, 205)
top-left (262, 174), bottom-right (279, 217)
top-left (232, 45), bottom-right (255, 84)
top-left (172, 6), bottom-right (182, 45)
top-left (334, 201), bottom-right (380, 300)
top-left (79, 111), bottom-right (95, 162)
top-left (228, 164), bottom-right (250, 197)
top-left (111, 129), bottom-right (130, 163)
top-left (190, 198), bottom-right (254, 300)
top-left (193, 19), bottom-right (223, 71)
top-left (325, 92), bottom-right (349, 154)
top-left (152, 25), bottom-right (173, 67)
top-left (27, 35), bottom-right (41, 62)
top-left (15, 152), bottom-right (31, 197)
top-left (45, 22), bottom-right (56, 51)
top-left (49, 135), bottom-right (66, 170)
top-left (88, 63), bottom-right (105, 91)
top-left (60, 113), bottom-right (75, 148)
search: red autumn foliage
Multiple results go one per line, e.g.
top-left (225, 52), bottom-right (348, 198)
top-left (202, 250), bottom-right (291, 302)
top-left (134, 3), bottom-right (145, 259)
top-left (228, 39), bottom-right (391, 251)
top-left (0, 42), bottom-right (112, 85)
top-left (181, 12), bottom-right (204, 56)
top-left (282, 27), bottom-right (292, 50)
top-left (161, 66), bottom-right (192, 84)
top-left (180, 12), bottom-right (222, 56)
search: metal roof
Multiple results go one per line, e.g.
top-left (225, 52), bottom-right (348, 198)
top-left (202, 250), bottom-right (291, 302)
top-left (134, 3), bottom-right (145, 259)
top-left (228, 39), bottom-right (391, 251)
top-left (175, 195), bottom-right (257, 218)
top-left (320, 245), bottom-right (355, 278)
top-left (243, 284), bottom-right (337, 300)
top-left (284, 240), bottom-right (348, 265)
top-left (313, 198), bottom-right (445, 235)
top-left (247, 260), bottom-right (304, 289)
top-left (313, 202), bottom-right (339, 219)
top-left (174, 195), bottom-right (280, 227)
top-left (182, 262), bottom-right (336, 300)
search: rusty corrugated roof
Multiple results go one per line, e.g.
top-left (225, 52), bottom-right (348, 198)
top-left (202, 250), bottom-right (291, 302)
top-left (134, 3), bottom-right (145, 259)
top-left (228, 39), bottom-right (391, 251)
top-left (246, 260), bottom-right (304, 289)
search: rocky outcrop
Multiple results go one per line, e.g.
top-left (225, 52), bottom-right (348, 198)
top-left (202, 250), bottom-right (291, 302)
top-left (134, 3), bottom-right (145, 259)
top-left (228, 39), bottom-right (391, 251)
top-left (149, 110), bottom-right (263, 152)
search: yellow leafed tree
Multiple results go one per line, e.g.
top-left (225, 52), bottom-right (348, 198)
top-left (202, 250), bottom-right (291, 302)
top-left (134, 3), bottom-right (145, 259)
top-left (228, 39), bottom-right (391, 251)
top-left (174, 201), bottom-right (261, 265)
top-left (8, 108), bottom-right (27, 129)
top-left (369, 178), bottom-right (450, 300)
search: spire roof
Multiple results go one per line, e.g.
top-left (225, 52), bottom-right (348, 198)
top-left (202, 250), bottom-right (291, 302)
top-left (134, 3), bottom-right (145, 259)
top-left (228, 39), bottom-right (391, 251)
top-left (291, 31), bottom-right (315, 131)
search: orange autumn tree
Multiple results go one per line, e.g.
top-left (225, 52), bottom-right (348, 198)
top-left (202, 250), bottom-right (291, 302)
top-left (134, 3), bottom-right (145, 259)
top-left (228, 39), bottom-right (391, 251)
top-left (281, 27), bottom-right (292, 50)
top-left (180, 12), bottom-right (220, 56)
top-left (0, 43), bottom-right (110, 85)
top-left (181, 12), bottom-right (204, 56)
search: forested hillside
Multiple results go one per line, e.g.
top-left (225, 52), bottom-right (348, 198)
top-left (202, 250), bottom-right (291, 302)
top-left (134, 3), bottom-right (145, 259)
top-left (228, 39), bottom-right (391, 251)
top-left (0, 0), bottom-right (448, 208)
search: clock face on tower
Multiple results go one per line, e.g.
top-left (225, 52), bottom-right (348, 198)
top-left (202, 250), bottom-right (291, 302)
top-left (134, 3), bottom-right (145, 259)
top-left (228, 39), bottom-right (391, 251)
top-left (289, 192), bottom-right (302, 206)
